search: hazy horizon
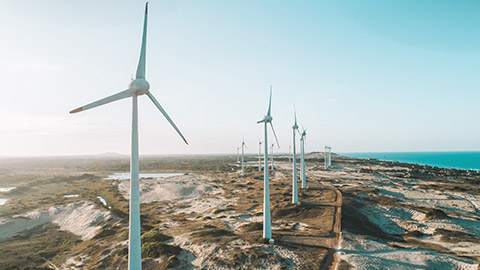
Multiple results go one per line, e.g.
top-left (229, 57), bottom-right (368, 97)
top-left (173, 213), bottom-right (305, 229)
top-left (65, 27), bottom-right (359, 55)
top-left (3, 150), bottom-right (480, 159)
top-left (2, 1), bottom-right (479, 156)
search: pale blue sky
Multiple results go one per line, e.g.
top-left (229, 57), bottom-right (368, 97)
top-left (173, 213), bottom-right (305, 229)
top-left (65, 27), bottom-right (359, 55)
top-left (1, 1), bottom-right (479, 156)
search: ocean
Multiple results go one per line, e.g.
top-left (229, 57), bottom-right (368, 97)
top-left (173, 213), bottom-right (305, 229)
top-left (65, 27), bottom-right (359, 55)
top-left (342, 151), bottom-right (480, 171)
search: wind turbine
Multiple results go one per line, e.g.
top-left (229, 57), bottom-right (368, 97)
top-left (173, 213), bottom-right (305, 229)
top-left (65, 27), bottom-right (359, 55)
top-left (241, 137), bottom-right (247, 176)
top-left (300, 128), bottom-right (307, 189)
top-left (237, 147), bottom-right (240, 163)
top-left (325, 146), bottom-right (331, 169)
top-left (258, 139), bottom-right (262, 171)
top-left (257, 87), bottom-right (280, 240)
top-left (328, 146), bottom-right (332, 166)
top-left (288, 146), bottom-right (292, 162)
top-left (292, 107), bottom-right (299, 204)
top-left (69, 3), bottom-right (188, 269)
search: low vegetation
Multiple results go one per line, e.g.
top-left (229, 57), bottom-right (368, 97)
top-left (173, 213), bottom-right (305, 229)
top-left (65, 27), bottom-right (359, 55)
top-left (0, 223), bottom-right (81, 269)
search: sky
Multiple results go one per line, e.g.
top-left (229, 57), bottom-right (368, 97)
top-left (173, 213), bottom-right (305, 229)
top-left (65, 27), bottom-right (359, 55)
top-left (1, 0), bottom-right (479, 156)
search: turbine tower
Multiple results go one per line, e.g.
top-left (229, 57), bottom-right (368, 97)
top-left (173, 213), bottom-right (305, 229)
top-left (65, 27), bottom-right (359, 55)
top-left (328, 146), bottom-right (332, 166)
top-left (258, 139), bottom-right (262, 171)
top-left (300, 128), bottom-right (307, 189)
top-left (257, 87), bottom-right (280, 240)
top-left (241, 137), bottom-right (247, 176)
top-left (237, 147), bottom-right (240, 163)
top-left (69, 3), bottom-right (188, 269)
top-left (292, 107), bottom-right (299, 204)
top-left (325, 146), bottom-right (331, 169)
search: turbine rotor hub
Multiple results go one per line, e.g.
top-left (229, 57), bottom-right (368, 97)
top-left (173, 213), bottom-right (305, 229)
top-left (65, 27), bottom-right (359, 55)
top-left (261, 115), bottom-right (273, 122)
top-left (128, 78), bottom-right (150, 95)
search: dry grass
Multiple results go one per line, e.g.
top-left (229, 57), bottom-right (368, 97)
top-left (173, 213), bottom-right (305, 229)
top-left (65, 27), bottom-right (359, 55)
top-left (0, 223), bottom-right (81, 269)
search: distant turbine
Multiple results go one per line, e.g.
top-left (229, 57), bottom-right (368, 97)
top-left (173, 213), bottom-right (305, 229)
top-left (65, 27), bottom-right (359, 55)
top-left (328, 146), bottom-right (332, 166)
top-left (69, 3), bottom-right (188, 269)
top-left (257, 87), bottom-right (280, 240)
top-left (258, 139), bottom-right (262, 171)
top-left (300, 128), bottom-right (307, 189)
top-left (292, 107), bottom-right (300, 203)
top-left (237, 147), bottom-right (240, 163)
top-left (288, 146), bottom-right (292, 162)
top-left (241, 137), bottom-right (247, 176)
top-left (325, 146), bottom-right (331, 169)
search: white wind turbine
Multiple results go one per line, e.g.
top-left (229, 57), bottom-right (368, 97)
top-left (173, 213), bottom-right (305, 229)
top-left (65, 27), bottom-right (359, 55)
top-left (258, 139), bottom-right (262, 171)
top-left (257, 87), bottom-right (280, 240)
top-left (328, 146), bottom-right (332, 166)
top-left (292, 107), bottom-right (300, 204)
top-left (69, 3), bottom-right (188, 269)
top-left (300, 128), bottom-right (307, 189)
top-left (324, 146), bottom-right (331, 169)
top-left (237, 147), bottom-right (240, 163)
top-left (241, 137), bottom-right (247, 176)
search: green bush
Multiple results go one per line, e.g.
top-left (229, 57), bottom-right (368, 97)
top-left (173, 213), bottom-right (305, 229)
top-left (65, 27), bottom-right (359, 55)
top-left (141, 242), bottom-right (181, 258)
top-left (257, 237), bottom-right (270, 244)
top-left (141, 229), bottom-right (172, 243)
top-left (119, 229), bottom-right (129, 239)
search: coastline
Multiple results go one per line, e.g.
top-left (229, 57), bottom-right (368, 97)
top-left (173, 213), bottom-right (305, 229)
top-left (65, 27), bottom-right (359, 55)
top-left (342, 151), bottom-right (480, 171)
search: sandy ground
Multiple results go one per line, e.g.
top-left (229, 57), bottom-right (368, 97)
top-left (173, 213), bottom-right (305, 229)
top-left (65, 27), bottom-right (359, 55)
top-left (1, 155), bottom-right (479, 269)
top-left (0, 201), bottom-right (113, 240)
top-left (115, 158), bottom-right (479, 269)
top-left (117, 172), bottom-right (312, 269)
top-left (116, 174), bottom-right (222, 203)
top-left (339, 232), bottom-right (477, 270)
top-left (312, 157), bottom-right (480, 269)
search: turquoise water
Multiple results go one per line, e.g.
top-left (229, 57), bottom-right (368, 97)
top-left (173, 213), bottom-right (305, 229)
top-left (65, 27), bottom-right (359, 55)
top-left (343, 152), bottom-right (480, 171)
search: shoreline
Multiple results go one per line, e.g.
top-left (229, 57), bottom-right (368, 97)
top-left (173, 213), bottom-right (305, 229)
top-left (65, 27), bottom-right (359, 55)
top-left (341, 152), bottom-right (480, 172)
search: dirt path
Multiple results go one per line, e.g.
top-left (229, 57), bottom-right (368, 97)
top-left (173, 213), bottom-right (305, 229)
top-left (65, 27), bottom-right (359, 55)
top-left (321, 186), bottom-right (342, 270)
top-left (278, 185), bottom-right (342, 269)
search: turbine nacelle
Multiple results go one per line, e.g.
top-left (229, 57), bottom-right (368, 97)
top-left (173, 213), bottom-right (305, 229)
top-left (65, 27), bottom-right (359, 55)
top-left (257, 115), bottom-right (273, 123)
top-left (128, 78), bottom-right (150, 95)
top-left (292, 124), bottom-right (298, 130)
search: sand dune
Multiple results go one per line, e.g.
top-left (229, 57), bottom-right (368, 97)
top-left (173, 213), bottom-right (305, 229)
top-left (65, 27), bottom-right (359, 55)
top-left (0, 201), bottom-right (112, 240)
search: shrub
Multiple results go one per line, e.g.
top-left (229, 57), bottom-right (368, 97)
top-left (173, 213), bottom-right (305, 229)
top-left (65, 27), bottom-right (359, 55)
top-left (141, 242), bottom-right (181, 258)
top-left (141, 229), bottom-right (172, 243)
top-left (257, 237), bottom-right (270, 244)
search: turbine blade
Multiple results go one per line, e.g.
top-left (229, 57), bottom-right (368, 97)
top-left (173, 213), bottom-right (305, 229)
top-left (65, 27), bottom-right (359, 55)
top-left (136, 2), bottom-right (148, 79)
top-left (294, 104), bottom-right (297, 126)
top-left (69, 88), bottom-right (134, 114)
top-left (269, 122), bottom-right (280, 148)
top-left (147, 92), bottom-right (188, 145)
top-left (267, 86), bottom-right (272, 116)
